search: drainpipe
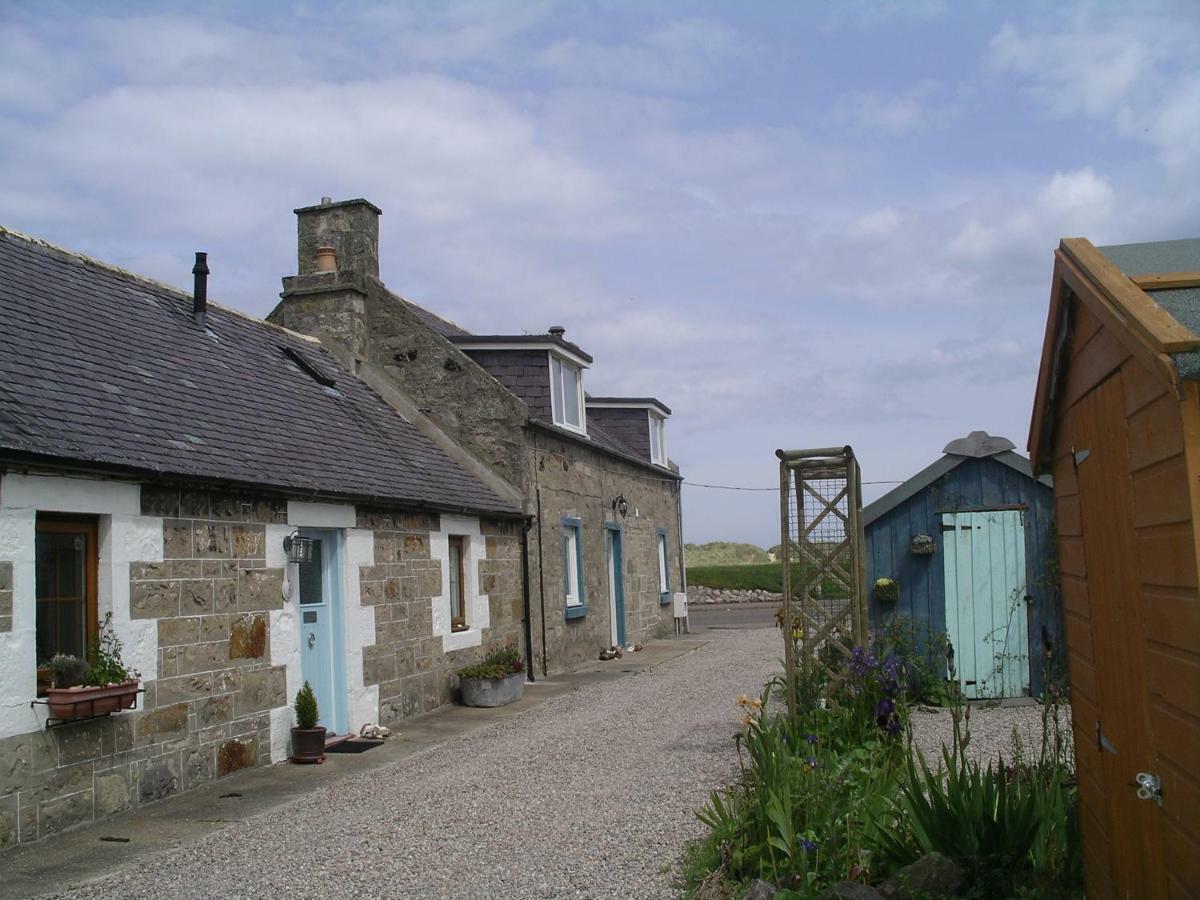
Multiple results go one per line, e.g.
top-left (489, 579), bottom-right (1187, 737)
top-left (675, 478), bottom-right (688, 632)
top-left (520, 517), bottom-right (536, 682)
top-left (535, 485), bottom-right (548, 677)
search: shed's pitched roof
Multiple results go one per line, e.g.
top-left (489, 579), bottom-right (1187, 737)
top-left (863, 433), bottom-right (1050, 527)
top-left (0, 227), bottom-right (519, 516)
top-left (1028, 236), bottom-right (1200, 471)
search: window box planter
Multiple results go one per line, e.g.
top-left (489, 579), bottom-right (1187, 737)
top-left (44, 680), bottom-right (141, 720)
top-left (460, 671), bottom-right (525, 708)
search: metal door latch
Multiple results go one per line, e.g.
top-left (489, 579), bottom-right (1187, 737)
top-left (1135, 772), bottom-right (1162, 806)
top-left (307, 632), bottom-right (317, 649)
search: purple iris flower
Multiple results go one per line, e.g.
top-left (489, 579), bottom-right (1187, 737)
top-left (801, 839), bottom-right (818, 853)
top-left (875, 697), bottom-right (895, 728)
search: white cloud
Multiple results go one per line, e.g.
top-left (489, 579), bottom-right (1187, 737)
top-left (988, 16), bottom-right (1200, 179)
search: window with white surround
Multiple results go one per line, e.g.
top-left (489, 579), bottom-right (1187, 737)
top-left (550, 355), bottom-right (586, 434)
top-left (562, 517), bottom-right (586, 618)
top-left (657, 529), bottom-right (671, 603)
top-left (649, 413), bottom-right (667, 466)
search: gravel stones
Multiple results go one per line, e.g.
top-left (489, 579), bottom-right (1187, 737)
top-left (52, 629), bottom-right (781, 900)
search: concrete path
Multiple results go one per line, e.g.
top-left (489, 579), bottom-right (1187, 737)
top-left (8, 628), bottom-right (782, 899)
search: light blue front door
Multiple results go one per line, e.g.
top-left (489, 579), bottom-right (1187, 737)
top-left (606, 527), bottom-right (626, 647)
top-left (297, 530), bottom-right (347, 734)
top-left (942, 510), bottom-right (1030, 699)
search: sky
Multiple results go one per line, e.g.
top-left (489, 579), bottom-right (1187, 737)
top-left (2, 1), bottom-right (1198, 547)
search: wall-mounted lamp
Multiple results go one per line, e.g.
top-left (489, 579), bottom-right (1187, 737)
top-left (611, 494), bottom-right (629, 519)
top-left (283, 531), bottom-right (314, 565)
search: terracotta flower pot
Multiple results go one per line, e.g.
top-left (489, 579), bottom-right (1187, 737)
top-left (290, 726), bottom-right (327, 763)
top-left (45, 681), bottom-right (141, 720)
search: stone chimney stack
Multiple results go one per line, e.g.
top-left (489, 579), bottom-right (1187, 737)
top-left (269, 196), bottom-right (384, 366)
top-left (294, 197), bottom-right (382, 280)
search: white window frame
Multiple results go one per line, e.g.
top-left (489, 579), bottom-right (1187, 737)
top-left (563, 524), bottom-right (582, 607)
top-left (657, 530), bottom-right (670, 595)
top-left (550, 353), bottom-right (587, 436)
top-left (649, 413), bottom-right (667, 466)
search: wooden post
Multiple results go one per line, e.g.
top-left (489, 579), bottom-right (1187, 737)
top-left (778, 456), bottom-right (796, 723)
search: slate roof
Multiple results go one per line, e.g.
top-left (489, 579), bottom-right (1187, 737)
top-left (863, 432), bottom-right (1050, 527)
top-left (450, 333), bottom-right (594, 364)
top-left (0, 227), bottom-right (519, 516)
top-left (1097, 238), bottom-right (1200, 379)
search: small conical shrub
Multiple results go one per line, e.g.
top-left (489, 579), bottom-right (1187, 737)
top-left (294, 681), bottom-right (319, 729)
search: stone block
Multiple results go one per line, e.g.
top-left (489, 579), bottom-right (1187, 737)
top-left (402, 533), bottom-right (429, 559)
top-left (94, 768), bottom-right (133, 817)
top-left (179, 490), bottom-right (210, 518)
top-left (181, 579), bottom-right (215, 613)
top-left (0, 561), bottom-right (12, 590)
top-left (0, 613), bottom-right (10, 634)
top-left (163, 521), bottom-right (193, 559)
top-left (228, 614), bottom-right (267, 659)
top-left (212, 668), bottom-right (239, 695)
top-left (201, 614), bottom-right (231, 643)
top-left (215, 578), bottom-right (237, 611)
top-left (140, 486), bottom-right (180, 518)
top-left (235, 666), bottom-right (285, 716)
top-left (178, 641), bottom-right (228, 675)
top-left (171, 558), bottom-right (204, 579)
top-left (137, 755), bottom-right (180, 803)
top-left (131, 580), bottom-right (180, 619)
top-left (184, 746), bottom-right (214, 789)
top-left (237, 568), bottom-right (284, 611)
top-left (0, 794), bottom-right (17, 848)
top-left (155, 674), bottom-right (212, 705)
top-left (209, 492), bottom-right (246, 520)
top-left (362, 646), bottom-right (396, 685)
top-left (53, 721), bottom-right (105, 765)
top-left (158, 617), bottom-right (201, 647)
top-left (38, 790), bottom-right (93, 838)
top-left (136, 702), bottom-right (188, 743)
top-left (193, 523), bottom-right (231, 558)
top-left (415, 568), bottom-right (441, 598)
top-left (217, 738), bottom-right (256, 777)
top-left (196, 695), bottom-right (232, 728)
top-left (232, 525), bottom-right (265, 559)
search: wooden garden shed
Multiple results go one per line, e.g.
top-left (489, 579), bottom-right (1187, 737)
top-left (864, 431), bottom-right (1057, 700)
top-left (1029, 236), bottom-right (1200, 898)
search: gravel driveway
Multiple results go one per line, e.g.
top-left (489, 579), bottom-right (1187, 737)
top-left (56, 629), bottom-right (780, 900)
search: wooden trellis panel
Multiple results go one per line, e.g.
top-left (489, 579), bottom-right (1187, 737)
top-left (776, 446), bottom-right (867, 719)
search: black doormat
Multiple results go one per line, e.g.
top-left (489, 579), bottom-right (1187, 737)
top-left (324, 739), bottom-right (384, 754)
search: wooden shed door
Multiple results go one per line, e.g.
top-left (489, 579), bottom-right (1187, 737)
top-left (941, 510), bottom-right (1029, 699)
top-left (1074, 374), bottom-right (1167, 898)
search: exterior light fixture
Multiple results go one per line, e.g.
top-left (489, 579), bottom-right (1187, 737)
top-left (611, 494), bottom-right (629, 519)
top-left (283, 531), bottom-right (314, 565)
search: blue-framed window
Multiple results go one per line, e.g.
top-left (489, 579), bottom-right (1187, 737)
top-left (562, 517), bottom-right (586, 619)
top-left (657, 528), bottom-right (671, 605)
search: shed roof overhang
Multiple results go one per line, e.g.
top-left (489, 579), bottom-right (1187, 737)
top-left (1027, 238), bottom-right (1200, 474)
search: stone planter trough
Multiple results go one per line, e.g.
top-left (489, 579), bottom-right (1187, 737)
top-left (460, 671), bottom-right (525, 708)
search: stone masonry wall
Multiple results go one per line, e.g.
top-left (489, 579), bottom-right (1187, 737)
top-left (0, 487), bottom-right (288, 849)
top-left (1, 485), bottom-right (525, 850)
top-left (526, 429), bottom-right (682, 675)
top-left (356, 509), bottom-right (524, 724)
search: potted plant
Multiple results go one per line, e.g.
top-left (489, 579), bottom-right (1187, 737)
top-left (458, 644), bottom-right (525, 708)
top-left (874, 576), bottom-right (900, 603)
top-left (44, 614), bottom-right (141, 720)
top-left (290, 681), bottom-right (326, 763)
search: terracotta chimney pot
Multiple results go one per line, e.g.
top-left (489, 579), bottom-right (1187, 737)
top-left (315, 246), bottom-right (337, 273)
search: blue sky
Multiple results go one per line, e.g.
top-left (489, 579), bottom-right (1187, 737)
top-left (2, 1), bottom-right (1198, 546)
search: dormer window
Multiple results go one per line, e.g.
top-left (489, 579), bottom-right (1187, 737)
top-left (550, 355), bottom-right (586, 434)
top-left (649, 413), bottom-right (667, 466)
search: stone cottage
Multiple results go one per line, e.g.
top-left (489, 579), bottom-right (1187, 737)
top-left (269, 197), bottom-right (685, 676)
top-left (0, 226), bottom-right (527, 846)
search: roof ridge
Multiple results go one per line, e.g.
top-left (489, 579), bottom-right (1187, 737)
top-left (385, 286), bottom-right (473, 336)
top-left (0, 224), bottom-right (322, 345)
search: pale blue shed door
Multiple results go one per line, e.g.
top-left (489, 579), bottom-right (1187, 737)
top-left (297, 531), bottom-right (347, 734)
top-left (941, 510), bottom-right (1030, 699)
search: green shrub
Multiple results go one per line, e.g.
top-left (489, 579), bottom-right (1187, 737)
top-left (459, 644), bottom-right (525, 680)
top-left (48, 653), bottom-right (90, 688)
top-left (684, 541), bottom-right (771, 566)
top-left (686, 563), bottom-right (802, 592)
top-left (294, 681), bottom-right (319, 729)
top-left (87, 613), bottom-right (135, 685)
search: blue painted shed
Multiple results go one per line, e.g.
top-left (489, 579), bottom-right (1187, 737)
top-left (864, 431), bottom-right (1059, 698)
